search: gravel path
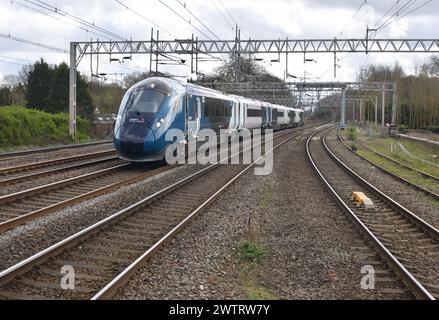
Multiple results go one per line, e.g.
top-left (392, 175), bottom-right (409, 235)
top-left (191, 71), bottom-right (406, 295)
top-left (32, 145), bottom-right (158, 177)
top-left (327, 128), bottom-right (439, 229)
top-left (115, 131), bottom-right (411, 300)
top-left (0, 144), bottom-right (115, 169)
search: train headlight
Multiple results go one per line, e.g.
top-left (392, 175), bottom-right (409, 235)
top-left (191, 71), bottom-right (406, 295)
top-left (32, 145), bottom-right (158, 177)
top-left (156, 118), bottom-right (165, 128)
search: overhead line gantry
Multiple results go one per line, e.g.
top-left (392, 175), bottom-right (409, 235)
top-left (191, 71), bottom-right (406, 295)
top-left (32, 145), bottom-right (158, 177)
top-left (69, 37), bottom-right (439, 138)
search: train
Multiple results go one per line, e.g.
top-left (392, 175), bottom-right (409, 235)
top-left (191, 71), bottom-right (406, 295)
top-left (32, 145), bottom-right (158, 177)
top-left (114, 77), bottom-right (304, 162)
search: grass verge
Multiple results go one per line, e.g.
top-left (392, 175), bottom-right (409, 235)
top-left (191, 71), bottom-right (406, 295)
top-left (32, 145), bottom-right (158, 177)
top-left (356, 147), bottom-right (439, 208)
top-left (0, 105), bottom-right (91, 150)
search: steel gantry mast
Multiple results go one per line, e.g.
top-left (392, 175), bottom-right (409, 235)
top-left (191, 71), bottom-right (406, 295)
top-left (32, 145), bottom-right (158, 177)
top-left (69, 37), bottom-right (439, 137)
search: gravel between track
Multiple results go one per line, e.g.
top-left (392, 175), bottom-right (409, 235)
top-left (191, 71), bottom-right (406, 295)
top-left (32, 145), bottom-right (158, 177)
top-left (326, 128), bottom-right (439, 229)
top-left (0, 144), bottom-right (115, 169)
top-left (0, 164), bottom-right (208, 271)
top-left (115, 131), bottom-right (411, 300)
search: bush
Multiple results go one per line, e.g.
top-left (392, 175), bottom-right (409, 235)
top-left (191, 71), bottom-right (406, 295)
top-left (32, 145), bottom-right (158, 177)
top-left (347, 127), bottom-right (357, 141)
top-left (351, 144), bottom-right (358, 152)
top-left (398, 124), bottom-right (409, 134)
top-left (236, 241), bottom-right (267, 264)
top-left (0, 105), bottom-right (90, 150)
top-left (421, 125), bottom-right (439, 134)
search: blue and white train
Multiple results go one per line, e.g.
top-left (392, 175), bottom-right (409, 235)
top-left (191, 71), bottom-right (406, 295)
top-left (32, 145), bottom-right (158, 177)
top-left (114, 77), bottom-right (304, 162)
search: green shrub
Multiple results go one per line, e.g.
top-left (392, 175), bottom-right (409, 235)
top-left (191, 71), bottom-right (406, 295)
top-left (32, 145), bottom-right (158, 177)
top-left (0, 105), bottom-right (90, 150)
top-left (351, 144), bottom-right (358, 152)
top-left (421, 125), bottom-right (439, 134)
top-left (398, 124), bottom-right (409, 134)
top-left (347, 127), bottom-right (357, 141)
top-left (236, 241), bottom-right (267, 264)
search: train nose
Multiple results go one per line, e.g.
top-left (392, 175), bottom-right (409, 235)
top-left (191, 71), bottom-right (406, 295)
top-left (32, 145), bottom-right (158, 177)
top-left (119, 124), bottom-right (156, 156)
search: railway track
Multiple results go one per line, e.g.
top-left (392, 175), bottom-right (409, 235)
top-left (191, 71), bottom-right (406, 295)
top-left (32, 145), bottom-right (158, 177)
top-left (0, 163), bottom-right (171, 233)
top-left (307, 126), bottom-right (439, 300)
top-left (338, 134), bottom-right (439, 199)
top-left (0, 140), bottom-right (113, 159)
top-left (0, 124), bottom-right (319, 300)
top-left (0, 123), bottom-right (322, 234)
top-left (0, 150), bottom-right (119, 186)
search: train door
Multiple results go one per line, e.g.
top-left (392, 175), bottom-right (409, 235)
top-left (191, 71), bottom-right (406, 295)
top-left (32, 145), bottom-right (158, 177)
top-left (187, 95), bottom-right (201, 139)
top-left (232, 100), bottom-right (239, 131)
top-left (262, 105), bottom-right (269, 129)
top-left (240, 102), bottom-right (246, 129)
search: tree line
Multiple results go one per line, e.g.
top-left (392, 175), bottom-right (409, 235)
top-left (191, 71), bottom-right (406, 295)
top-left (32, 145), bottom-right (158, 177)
top-left (0, 59), bottom-right (94, 119)
top-left (0, 56), bottom-right (292, 118)
top-left (360, 56), bottom-right (439, 130)
top-left (5, 54), bottom-right (436, 130)
top-left (0, 58), bottom-right (165, 120)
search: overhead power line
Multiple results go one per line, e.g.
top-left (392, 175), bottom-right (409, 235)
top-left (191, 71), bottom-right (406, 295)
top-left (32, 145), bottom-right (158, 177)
top-left (375, 0), bottom-right (417, 31)
top-left (0, 59), bottom-right (26, 66)
top-left (0, 35), bottom-right (146, 74)
top-left (218, 0), bottom-right (238, 27)
top-left (217, 0), bottom-right (249, 38)
top-left (210, 0), bottom-right (234, 31)
top-left (25, 0), bottom-right (126, 40)
top-left (0, 55), bottom-right (34, 63)
top-left (317, 0), bottom-right (366, 79)
top-left (157, 0), bottom-right (214, 40)
top-left (336, 0), bottom-right (366, 38)
top-left (15, 0), bottom-right (114, 40)
top-left (378, 0), bottom-right (433, 32)
top-left (114, 0), bottom-right (176, 38)
top-left (176, 0), bottom-right (221, 40)
top-left (0, 32), bottom-right (68, 54)
top-left (375, 0), bottom-right (400, 27)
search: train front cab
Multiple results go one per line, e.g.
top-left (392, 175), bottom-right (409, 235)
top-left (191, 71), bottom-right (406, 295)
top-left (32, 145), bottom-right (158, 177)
top-left (114, 78), bottom-right (185, 162)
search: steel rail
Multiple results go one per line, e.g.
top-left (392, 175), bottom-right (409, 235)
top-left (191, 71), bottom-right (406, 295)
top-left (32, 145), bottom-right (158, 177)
top-left (92, 126), bottom-right (318, 300)
top-left (0, 164), bottom-right (130, 205)
top-left (357, 139), bottom-right (439, 182)
top-left (0, 149), bottom-right (117, 175)
top-left (0, 140), bottom-right (113, 159)
top-left (0, 124), bottom-right (318, 299)
top-left (338, 133), bottom-right (439, 200)
top-left (0, 124), bottom-right (319, 234)
top-left (0, 164), bottom-right (173, 233)
top-left (0, 155), bottom-right (121, 187)
top-left (306, 126), bottom-right (437, 300)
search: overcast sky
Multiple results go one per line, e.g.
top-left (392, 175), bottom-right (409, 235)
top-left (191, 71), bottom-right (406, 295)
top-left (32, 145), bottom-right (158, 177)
top-left (0, 0), bottom-right (438, 84)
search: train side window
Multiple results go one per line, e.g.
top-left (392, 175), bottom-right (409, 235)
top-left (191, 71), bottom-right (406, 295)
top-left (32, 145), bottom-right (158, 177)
top-left (224, 104), bottom-right (230, 117)
top-left (188, 96), bottom-right (198, 120)
top-left (247, 109), bottom-right (262, 117)
top-left (205, 97), bottom-right (225, 118)
top-left (272, 110), bottom-right (278, 122)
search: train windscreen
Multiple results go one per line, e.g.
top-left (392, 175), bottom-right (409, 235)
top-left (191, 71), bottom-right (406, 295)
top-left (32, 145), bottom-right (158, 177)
top-left (124, 89), bottom-right (166, 114)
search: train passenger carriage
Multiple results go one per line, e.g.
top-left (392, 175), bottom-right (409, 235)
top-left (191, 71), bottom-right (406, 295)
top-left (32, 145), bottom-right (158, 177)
top-left (114, 77), bottom-right (304, 163)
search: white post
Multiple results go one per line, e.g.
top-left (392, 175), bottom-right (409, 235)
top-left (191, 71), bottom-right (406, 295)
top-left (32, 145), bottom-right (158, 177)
top-left (359, 100), bottom-right (363, 123)
top-left (375, 95), bottom-right (378, 127)
top-left (353, 100), bottom-right (356, 122)
top-left (392, 82), bottom-right (397, 126)
top-left (382, 83), bottom-right (386, 127)
top-left (69, 42), bottom-right (77, 140)
top-left (340, 89), bottom-right (346, 128)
